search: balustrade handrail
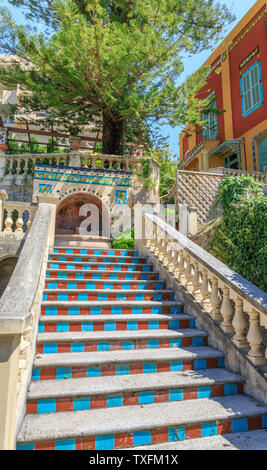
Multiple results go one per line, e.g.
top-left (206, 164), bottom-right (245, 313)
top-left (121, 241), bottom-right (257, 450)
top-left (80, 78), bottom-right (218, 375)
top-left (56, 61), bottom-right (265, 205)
top-left (0, 202), bottom-right (54, 448)
top-left (144, 212), bottom-right (267, 316)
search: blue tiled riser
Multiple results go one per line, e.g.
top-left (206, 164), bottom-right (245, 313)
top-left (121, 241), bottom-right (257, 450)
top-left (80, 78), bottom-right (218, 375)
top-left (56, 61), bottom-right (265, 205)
top-left (31, 357), bottom-right (225, 381)
top-left (38, 319), bottom-right (196, 333)
top-left (48, 264), bottom-right (152, 272)
top-left (46, 273), bottom-right (159, 281)
top-left (41, 305), bottom-right (182, 316)
top-left (28, 383), bottom-right (241, 414)
top-left (38, 336), bottom-right (206, 353)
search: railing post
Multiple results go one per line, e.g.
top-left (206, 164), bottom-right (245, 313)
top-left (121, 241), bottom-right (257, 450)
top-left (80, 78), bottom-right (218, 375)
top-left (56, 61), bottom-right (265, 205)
top-left (0, 190), bottom-right (8, 232)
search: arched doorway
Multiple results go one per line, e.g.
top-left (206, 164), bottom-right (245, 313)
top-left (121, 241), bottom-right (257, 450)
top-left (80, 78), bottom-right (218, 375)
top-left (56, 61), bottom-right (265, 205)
top-left (0, 256), bottom-right (18, 298)
top-left (55, 193), bottom-right (110, 238)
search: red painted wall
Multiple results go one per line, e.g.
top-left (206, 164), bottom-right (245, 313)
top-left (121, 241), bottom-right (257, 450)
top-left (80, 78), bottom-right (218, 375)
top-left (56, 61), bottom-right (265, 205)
top-left (182, 135), bottom-right (189, 158)
top-left (230, 8), bottom-right (267, 139)
top-left (196, 57), bottom-right (225, 143)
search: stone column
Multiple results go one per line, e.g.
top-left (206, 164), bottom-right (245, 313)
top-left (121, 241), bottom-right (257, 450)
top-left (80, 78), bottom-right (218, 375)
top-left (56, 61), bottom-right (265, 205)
top-left (0, 127), bottom-right (8, 180)
top-left (0, 190), bottom-right (8, 232)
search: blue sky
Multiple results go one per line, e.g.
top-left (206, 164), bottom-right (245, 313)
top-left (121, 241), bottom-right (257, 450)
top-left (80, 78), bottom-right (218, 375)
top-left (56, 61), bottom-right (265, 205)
top-left (1, 0), bottom-right (258, 157)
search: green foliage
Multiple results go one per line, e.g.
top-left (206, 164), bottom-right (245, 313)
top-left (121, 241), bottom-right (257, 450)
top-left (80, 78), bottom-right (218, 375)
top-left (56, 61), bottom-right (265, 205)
top-left (0, 0), bottom-right (234, 153)
top-left (208, 176), bottom-right (266, 291)
top-left (214, 174), bottom-right (264, 212)
top-left (112, 227), bottom-right (135, 249)
top-left (145, 146), bottom-right (177, 202)
top-left (136, 157), bottom-right (154, 190)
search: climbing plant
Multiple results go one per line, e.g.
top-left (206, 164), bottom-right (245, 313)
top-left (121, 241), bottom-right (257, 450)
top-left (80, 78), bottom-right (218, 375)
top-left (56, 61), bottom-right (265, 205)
top-left (208, 176), bottom-right (266, 291)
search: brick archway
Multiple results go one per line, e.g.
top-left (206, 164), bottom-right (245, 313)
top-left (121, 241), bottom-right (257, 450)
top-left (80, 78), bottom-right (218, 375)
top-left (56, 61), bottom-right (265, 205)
top-left (55, 193), bottom-right (110, 238)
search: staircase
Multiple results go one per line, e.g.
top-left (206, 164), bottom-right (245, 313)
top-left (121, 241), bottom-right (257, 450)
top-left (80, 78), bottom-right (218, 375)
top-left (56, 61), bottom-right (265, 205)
top-left (16, 246), bottom-right (267, 450)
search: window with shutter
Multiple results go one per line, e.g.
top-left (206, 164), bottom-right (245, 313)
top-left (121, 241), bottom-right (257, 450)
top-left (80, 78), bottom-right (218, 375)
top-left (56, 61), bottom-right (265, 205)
top-left (240, 62), bottom-right (264, 117)
top-left (202, 100), bottom-right (217, 140)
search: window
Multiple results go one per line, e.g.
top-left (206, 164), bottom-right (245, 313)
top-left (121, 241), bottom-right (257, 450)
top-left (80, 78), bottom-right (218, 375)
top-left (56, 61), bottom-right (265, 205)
top-left (240, 62), bottom-right (264, 117)
top-left (202, 100), bottom-right (217, 140)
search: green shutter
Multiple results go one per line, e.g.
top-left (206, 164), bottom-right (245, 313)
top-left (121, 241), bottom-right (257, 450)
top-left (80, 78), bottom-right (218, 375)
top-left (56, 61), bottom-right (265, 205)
top-left (242, 63), bottom-right (261, 114)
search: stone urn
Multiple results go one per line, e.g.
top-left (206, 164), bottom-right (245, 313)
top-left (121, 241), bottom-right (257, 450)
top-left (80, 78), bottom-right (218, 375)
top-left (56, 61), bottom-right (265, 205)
top-left (69, 136), bottom-right (82, 151)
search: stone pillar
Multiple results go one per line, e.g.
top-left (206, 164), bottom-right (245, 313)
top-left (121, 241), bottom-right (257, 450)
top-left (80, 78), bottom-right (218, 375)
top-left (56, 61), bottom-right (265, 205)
top-left (0, 127), bottom-right (8, 180)
top-left (179, 204), bottom-right (188, 236)
top-left (37, 194), bottom-right (59, 249)
top-left (0, 190), bottom-right (8, 232)
top-left (68, 136), bottom-right (82, 167)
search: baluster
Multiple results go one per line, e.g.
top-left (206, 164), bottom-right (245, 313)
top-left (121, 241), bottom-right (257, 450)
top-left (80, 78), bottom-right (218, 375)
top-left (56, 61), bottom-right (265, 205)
top-left (4, 209), bottom-right (13, 232)
top-left (200, 268), bottom-right (210, 308)
top-left (232, 297), bottom-right (249, 349)
top-left (220, 286), bottom-right (234, 334)
top-left (185, 255), bottom-right (193, 291)
top-left (15, 209), bottom-right (24, 233)
top-left (158, 238), bottom-right (167, 263)
top-left (24, 158), bottom-right (29, 175)
top-left (92, 157), bottom-right (96, 169)
top-left (209, 276), bottom-right (222, 321)
top-left (172, 250), bottom-right (180, 277)
top-left (177, 249), bottom-right (186, 283)
top-left (191, 260), bottom-right (201, 297)
top-left (247, 308), bottom-right (266, 366)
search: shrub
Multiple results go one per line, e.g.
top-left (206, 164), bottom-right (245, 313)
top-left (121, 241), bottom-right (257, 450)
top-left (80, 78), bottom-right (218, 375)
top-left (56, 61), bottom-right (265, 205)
top-left (208, 176), bottom-right (266, 291)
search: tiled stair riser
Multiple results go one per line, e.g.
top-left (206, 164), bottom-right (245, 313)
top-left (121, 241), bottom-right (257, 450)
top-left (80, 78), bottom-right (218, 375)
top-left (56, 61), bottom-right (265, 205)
top-left (38, 318), bottom-right (196, 333)
top-left (52, 249), bottom-right (139, 257)
top-left (43, 292), bottom-right (174, 302)
top-left (46, 272), bottom-right (159, 281)
top-left (47, 263), bottom-right (153, 272)
top-left (36, 335), bottom-right (208, 354)
top-left (17, 413), bottom-right (267, 450)
top-left (41, 305), bottom-right (183, 316)
top-left (26, 383), bottom-right (244, 415)
top-left (49, 256), bottom-right (147, 264)
top-left (44, 281), bottom-right (166, 290)
top-left (31, 357), bottom-right (225, 381)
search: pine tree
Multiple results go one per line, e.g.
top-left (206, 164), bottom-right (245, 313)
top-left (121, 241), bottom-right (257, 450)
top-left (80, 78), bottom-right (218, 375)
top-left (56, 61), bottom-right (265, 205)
top-left (0, 0), bottom-right (234, 154)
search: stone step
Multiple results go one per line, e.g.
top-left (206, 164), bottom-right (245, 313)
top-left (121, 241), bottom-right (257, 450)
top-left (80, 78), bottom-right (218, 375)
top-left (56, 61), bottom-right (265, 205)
top-left (42, 289), bottom-right (175, 302)
top-left (31, 346), bottom-right (225, 381)
top-left (16, 395), bottom-right (267, 450)
top-left (52, 247), bottom-right (139, 257)
top-left (47, 261), bottom-right (153, 272)
top-left (46, 270), bottom-right (159, 281)
top-left (26, 369), bottom-right (244, 414)
top-left (38, 313), bottom-right (196, 333)
top-left (36, 328), bottom-right (208, 354)
top-left (40, 300), bottom-right (183, 316)
top-left (44, 279), bottom-right (167, 290)
top-left (123, 429), bottom-right (267, 450)
top-left (49, 254), bottom-right (147, 264)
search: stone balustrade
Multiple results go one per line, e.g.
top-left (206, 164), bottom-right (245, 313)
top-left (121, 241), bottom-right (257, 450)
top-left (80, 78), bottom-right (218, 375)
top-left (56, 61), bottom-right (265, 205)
top-left (0, 152), bottom-right (155, 182)
top-left (212, 167), bottom-right (267, 183)
top-left (136, 211), bottom-right (267, 370)
top-left (1, 201), bottom-right (37, 233)
top-left (0, 198), bottom-right (57, 449)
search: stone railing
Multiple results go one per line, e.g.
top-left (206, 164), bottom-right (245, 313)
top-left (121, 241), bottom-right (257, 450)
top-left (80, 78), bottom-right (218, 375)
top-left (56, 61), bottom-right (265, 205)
top-left (135, 211), bottom-right (267, 400)
top-left (0, 152), bottom-right (159, 182)
top-left (0, 195), bottom-right (58, 449)
top-left (1, 200), bottom-right (37, 233)
top-left (211, 167), bottom-right (267, 183)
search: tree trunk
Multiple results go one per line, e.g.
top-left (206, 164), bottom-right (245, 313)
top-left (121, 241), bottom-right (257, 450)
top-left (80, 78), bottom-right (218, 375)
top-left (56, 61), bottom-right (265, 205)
top-left (102, 113), bottom-right (124, 155)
